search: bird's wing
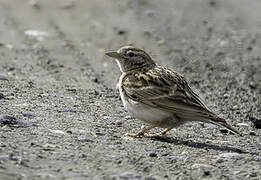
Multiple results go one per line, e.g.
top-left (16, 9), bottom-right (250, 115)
top-left (122, 66), bottom-right (214, 116)
top-left (122, 66), bottom-right (241, 135)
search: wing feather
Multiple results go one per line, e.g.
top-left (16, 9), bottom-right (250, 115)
top-left (122, 66), bottom-right (214, 116)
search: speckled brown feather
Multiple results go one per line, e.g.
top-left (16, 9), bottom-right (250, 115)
top-left (106, 46), bottom-right (240, 135)
top-left (122, 66), bottom-right (211, 114)
top-left (121, 65), bottom-right (240, 135)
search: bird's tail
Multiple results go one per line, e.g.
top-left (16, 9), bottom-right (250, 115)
top-left (208, 116), bottom-right (241, 136)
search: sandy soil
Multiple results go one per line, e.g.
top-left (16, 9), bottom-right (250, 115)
top-left (0, 0), bottom-right (260, 179)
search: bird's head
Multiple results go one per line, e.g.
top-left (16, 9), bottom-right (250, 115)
top-left (105, 46), bottom-right (156, 72)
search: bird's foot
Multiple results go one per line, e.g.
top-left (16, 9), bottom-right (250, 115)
top-left (126, 125), bottom-right (158, 138)
top-left (148, 127), bottom-right (173, 137)
top-left (147, 132), bottom-right (166, 137)
top-left (126, 132), bottom-right (145, 138)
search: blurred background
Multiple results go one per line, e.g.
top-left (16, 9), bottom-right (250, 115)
top-left (1, 0), bottom-right (261, 88)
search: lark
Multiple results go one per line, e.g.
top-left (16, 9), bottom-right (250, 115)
top-left (105, 46), bottom-right (240, 137)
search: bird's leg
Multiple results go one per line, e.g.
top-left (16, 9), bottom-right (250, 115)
top-left (127, 125), bottom-right (157, 138)
top-left (147, 127), bottom-right (174, 137)
top-left (160, 127), bottom-right (174, 135)
top-left (151, 115), bottom-right (181, 136)
top-left (147, 117), bottom-right (176, 137)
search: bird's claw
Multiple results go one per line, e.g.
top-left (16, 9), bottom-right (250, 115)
top-left (126, 132), bottom-right (145, 138)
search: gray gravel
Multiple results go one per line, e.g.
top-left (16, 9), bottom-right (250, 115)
top-left (0, 0), bottom-right (260, 179)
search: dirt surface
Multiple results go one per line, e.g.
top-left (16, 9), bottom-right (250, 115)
top-left (0, 0), bottom-right (261, 179)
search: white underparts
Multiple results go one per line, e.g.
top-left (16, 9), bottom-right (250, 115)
top-left (116, 59), bottom-right (124, 72)
top-left (118, 82), bottom-right (179, 128)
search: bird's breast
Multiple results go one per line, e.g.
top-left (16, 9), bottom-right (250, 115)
top-left (119, 85), bottom-right (172, 125)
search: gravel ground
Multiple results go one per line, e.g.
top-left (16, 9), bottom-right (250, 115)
top-left (0, 0), bottom-right (260, 179)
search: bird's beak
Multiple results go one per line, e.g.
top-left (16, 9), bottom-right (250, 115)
top-left (105, 51), bottom-right (122, 59)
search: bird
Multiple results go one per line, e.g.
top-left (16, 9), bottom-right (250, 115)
top-left (105, 45), bottom-right (240, 137)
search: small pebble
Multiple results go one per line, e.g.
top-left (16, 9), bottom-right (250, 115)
top-left (157, 39), bottom-right (166, 46)
top-left (249, 131), bottom-right (256, 136)
top-left (21, 112), bottom-right (37, 118)
top-left (66, 130), bottom-right (73, 134)
top-left (0, 74), bottom-right (8, 80)
top-left (219, 129), bottom-right (228, 134)
top-left (24, 30), bottom-right (50, 37)
top-left (29, 0), bottom-right (40, 9)
top-left (60, 1), bottom-right (75, 9)
top-left (255, 156), bottom-right (261, 161)
top-left (249, 116), bottom-right (261, 129)
top-left (144, 31), bottom-right (151, 37)
top-left (204, 170), bottom-right (211, 176)
top-left (223, 93), bottom-right (229, 98)
top-left (80, 154), bottom-right (87, 158)
top-left (78, 137), bottom-right (94, 143)
top-left (56, 108), bottom-right (77, 113)
top-left (232, 105), bottom-right (239, 110)
top-left (145, 10), bottom-right (155, 17)
top-left (66, 88), bottom-right (77, 92)
top-left (149, 152), bottom-right (157, 157)
top-left (237, 123), bottom-right (249, 127)
top-left (0, 114), bottom-right (36, 127)
top-left (5, 44), bottom-right (13, 49)
top-left (8, 67), bottom-right (15, 71)
top-left (49, 129), bottom-right (66, 135)
top-left (0, 155), bottom-right (9, 161)
top-left (42, 143), bottom-right (56, 150)
top-left (118, 30), bottom-right (126, 35)
top-left (217, 152), bottom-right (242, 159)
top-left (192, 164), bottom-right (214, 169)
top-left (115, 120), bottom-right (123, 126)
top-left (209, 0), bottom-right (216, 7)
top-left (125, 116), bottom-right (133, 120)
top-left (246, 46), bottom-right (253, 51)
top-left (103, 116), bottom-right (111, 120)
top-left (249, 81), bottom-right (257, 89)
top-left (116, 172), bottom-right (141, 179)
top-left (0, 93), bottom-right (4, 99)
top-left (95, 132), bottom-right (105, 136)
top-left (9, 154), bottom-right (22, 161)
top-left (0, 114), bottom-right (16, 124)
top-left (91, 77), bottom-right (99, 83)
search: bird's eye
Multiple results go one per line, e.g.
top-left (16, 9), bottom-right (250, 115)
top-left (127, 51), bottom-right (134, 57)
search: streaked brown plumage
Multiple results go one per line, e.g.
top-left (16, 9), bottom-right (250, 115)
top-left (106, 46), bottom-right (240, 137)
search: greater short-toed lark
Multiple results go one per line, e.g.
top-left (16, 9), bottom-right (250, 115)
top-left (106, 46), bottom-right (240, 137)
